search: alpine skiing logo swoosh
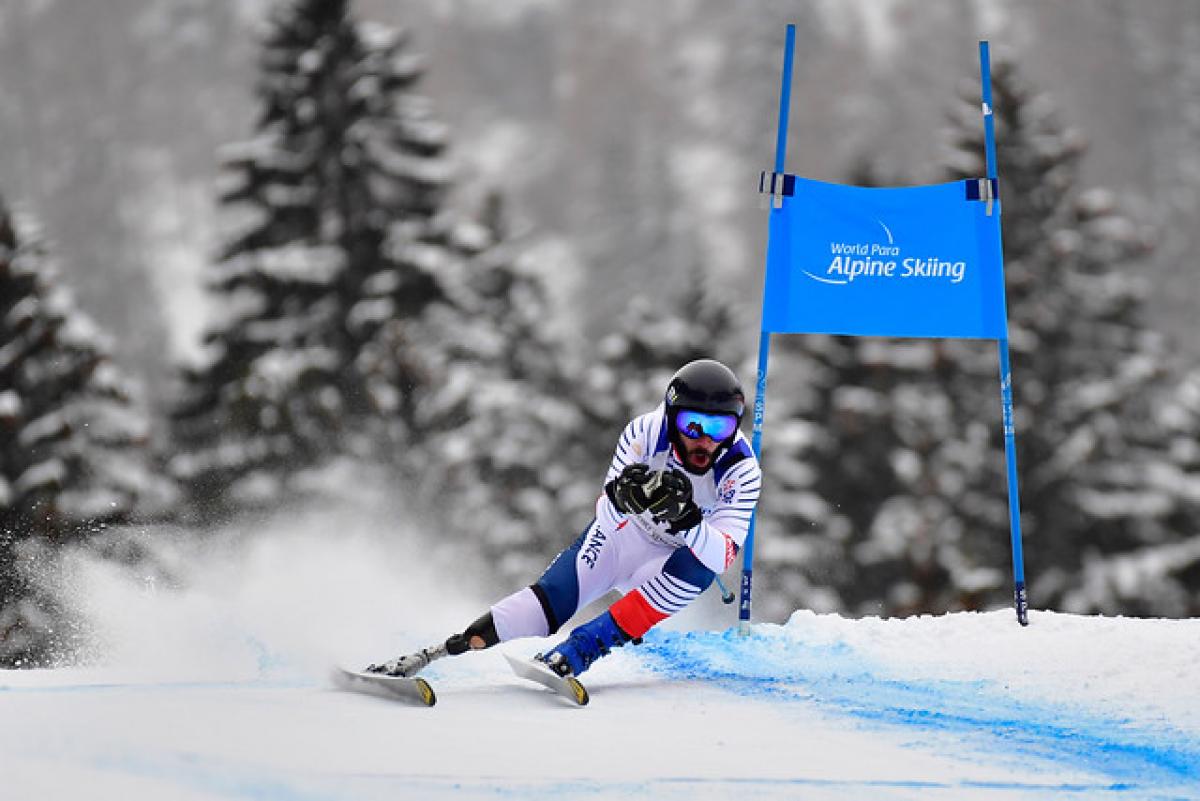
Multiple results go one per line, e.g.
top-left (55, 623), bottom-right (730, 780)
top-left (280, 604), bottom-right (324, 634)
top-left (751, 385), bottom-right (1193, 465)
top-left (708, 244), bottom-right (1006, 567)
top-left (876, 219), bottom-right (894, 245)
top-left (802, 270), bottom-right (848, 285)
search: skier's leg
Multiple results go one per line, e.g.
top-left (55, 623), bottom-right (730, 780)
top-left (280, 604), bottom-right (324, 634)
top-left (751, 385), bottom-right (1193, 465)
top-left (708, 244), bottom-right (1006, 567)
top-left (522, 516), bottom-right (621, 636)
top-left (609, 546), bottom-right (716, 639)
top-left (369, 518), bottom-right (619, 676)
top-left (541, 546), bottom-right (715, 677)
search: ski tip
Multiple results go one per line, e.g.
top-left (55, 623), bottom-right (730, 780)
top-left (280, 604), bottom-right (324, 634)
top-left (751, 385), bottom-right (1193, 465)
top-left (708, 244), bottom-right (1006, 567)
top-left (415, 677), bottom-right (437, 707)
top-left (567, 676), bottom-right (589, 706)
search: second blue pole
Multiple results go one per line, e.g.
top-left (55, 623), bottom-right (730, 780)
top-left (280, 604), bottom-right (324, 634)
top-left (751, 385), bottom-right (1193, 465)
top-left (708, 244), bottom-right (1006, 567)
top-left (738, 23), bottom-right (796, 628)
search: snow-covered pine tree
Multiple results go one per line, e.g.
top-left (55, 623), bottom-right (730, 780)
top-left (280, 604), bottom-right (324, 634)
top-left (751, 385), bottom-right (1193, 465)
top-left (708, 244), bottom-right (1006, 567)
top-left (0, 196), bottom-right (175, 666)
top-left (390, 198), bottom-right (594, 582)
top-left (1059, 362), bottom-right (1200, 616)
top-left (170, 0), bottom-right (452, 514)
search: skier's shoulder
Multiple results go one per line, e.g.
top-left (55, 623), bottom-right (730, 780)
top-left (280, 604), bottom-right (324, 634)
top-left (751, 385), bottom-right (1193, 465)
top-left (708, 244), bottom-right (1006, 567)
top-left (713, 431), bottom-right (760, 485)
top-left (621, 404), bottom-right (667, 444)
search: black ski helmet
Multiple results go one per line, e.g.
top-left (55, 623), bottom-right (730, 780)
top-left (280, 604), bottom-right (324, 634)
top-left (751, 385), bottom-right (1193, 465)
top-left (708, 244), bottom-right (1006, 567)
top-left (664, 359), bottom-right (746, 461)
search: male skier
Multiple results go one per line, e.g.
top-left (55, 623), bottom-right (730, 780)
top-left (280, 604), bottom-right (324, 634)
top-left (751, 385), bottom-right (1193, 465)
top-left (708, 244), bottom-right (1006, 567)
top-left (369, 358), bottom-right (762, 679)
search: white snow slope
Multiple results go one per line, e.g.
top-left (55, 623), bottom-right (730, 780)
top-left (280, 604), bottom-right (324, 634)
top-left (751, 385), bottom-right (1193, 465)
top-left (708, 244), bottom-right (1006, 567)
top-left (3, 497), bottom-right (1199, 801)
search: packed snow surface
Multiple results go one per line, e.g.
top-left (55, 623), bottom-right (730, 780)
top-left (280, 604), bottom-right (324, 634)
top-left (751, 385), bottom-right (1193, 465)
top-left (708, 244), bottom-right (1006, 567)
top-left (3, 510), bottom-right (1198, 800)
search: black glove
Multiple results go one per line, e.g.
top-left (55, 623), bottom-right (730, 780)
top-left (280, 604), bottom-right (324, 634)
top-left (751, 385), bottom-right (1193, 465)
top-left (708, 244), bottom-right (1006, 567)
top-left (646, 469), bottom-right (702, 532)
top-left (607, 463), bottom-right (652, 514)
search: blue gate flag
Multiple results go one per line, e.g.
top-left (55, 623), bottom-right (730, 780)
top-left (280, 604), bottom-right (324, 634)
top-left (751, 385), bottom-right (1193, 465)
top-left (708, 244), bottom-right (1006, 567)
top-left (762, 176), bottom-right (1008, 340)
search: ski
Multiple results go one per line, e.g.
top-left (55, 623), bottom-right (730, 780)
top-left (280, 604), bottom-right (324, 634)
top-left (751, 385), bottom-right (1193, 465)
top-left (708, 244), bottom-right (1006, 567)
top-left (331, 667), bottom-right (436, 707)
top-left (503, 652), bottom-right (589, 706)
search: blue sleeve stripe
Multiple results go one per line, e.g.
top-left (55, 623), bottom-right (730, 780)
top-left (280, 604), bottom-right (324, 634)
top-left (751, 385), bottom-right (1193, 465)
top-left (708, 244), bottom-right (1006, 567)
top-left (727, 461), bottom-right (759, 477)
top-left (640, 583), bottom-right (672, 610)
top-left (660, 573), bottom-right (697, 594)
top-left (651, 581), bottom-right (691, 606)
top-left (653, 414), bottom-right (671, 455)
top-left (654, 576), bottom-right (697, 605)
top-left (643, 582), bottom-right (689, 612)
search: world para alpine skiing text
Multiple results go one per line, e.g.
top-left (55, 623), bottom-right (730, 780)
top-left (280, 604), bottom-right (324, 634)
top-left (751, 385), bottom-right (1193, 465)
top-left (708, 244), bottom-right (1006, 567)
top-left (826, 242), bottom-right (966, 284)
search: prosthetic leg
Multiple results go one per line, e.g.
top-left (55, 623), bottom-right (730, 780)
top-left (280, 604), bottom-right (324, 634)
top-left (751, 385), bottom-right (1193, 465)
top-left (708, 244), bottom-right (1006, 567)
top-left (367, 611), bottom-right (499, 677)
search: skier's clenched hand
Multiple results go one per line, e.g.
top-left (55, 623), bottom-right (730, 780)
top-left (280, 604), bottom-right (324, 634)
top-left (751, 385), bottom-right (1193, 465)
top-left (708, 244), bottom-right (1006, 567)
top-left (608, 463), bottom-right (652, 514)
top-left (646, 468), bottom-right (695, 525)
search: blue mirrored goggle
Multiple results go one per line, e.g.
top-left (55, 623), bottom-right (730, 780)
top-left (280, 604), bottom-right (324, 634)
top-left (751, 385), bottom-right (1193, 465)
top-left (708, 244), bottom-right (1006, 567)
top-left (674, 409), bottom-right (739, 441)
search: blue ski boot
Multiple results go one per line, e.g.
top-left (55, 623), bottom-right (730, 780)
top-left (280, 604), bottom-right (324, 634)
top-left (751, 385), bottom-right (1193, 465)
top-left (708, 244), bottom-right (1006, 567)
top-left (540, 611), bottom-right (632, 677)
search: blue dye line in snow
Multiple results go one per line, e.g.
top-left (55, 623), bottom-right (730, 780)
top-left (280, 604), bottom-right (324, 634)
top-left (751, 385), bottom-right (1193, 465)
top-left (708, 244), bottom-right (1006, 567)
top-left (364, 772), bottom-right (1200, 801)
top-left (636, 628), bottom-right (1200, 790)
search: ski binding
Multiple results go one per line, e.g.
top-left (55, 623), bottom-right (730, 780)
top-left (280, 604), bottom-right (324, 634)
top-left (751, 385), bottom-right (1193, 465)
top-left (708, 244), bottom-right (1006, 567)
top-left (331, 666), bottom-right (437, 707)
top-left (503, 652), bottom-right (589, 706)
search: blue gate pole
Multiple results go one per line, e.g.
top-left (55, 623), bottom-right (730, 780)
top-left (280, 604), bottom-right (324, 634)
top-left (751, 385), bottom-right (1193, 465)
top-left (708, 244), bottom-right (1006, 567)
top-left (980, 41), bottom-right (1029, 626)
top-left (739, 23), bottom-right (795, 631)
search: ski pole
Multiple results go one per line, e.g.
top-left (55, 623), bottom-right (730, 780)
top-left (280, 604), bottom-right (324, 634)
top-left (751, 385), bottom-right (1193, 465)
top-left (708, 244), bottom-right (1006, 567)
top-left (714, 574), bottom-right (735, 604)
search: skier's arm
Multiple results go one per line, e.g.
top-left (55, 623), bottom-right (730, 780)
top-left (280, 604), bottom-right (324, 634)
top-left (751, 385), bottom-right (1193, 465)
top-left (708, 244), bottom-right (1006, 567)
top-left (598, 414), bottom-right (657, 519)
top-left (674, 459), bottom-right (762, 573)
top-left (604, 414), bottom-right (654, 484)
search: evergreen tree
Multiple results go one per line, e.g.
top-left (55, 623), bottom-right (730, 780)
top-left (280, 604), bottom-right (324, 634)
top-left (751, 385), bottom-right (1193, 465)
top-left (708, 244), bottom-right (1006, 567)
top-left (757, 59), bottom-right (1200, 619)
top-left (1061, 365), bottom-right (1200, 615)
top-left (171, 0), bottom-right (452, 514)
top-left (0, 196), bottom-right (174, 665)
top-left (399, 202), bottom-right (594, 583)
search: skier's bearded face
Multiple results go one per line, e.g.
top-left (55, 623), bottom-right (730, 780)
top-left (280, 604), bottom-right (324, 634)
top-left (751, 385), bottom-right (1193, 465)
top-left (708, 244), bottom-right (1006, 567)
top-left (678, 434), bottom-right (720, 473)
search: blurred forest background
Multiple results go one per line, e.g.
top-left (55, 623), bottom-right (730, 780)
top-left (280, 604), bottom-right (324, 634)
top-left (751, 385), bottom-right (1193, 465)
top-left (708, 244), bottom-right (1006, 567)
top-left (2, 0), bottom-right (1199, 667)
